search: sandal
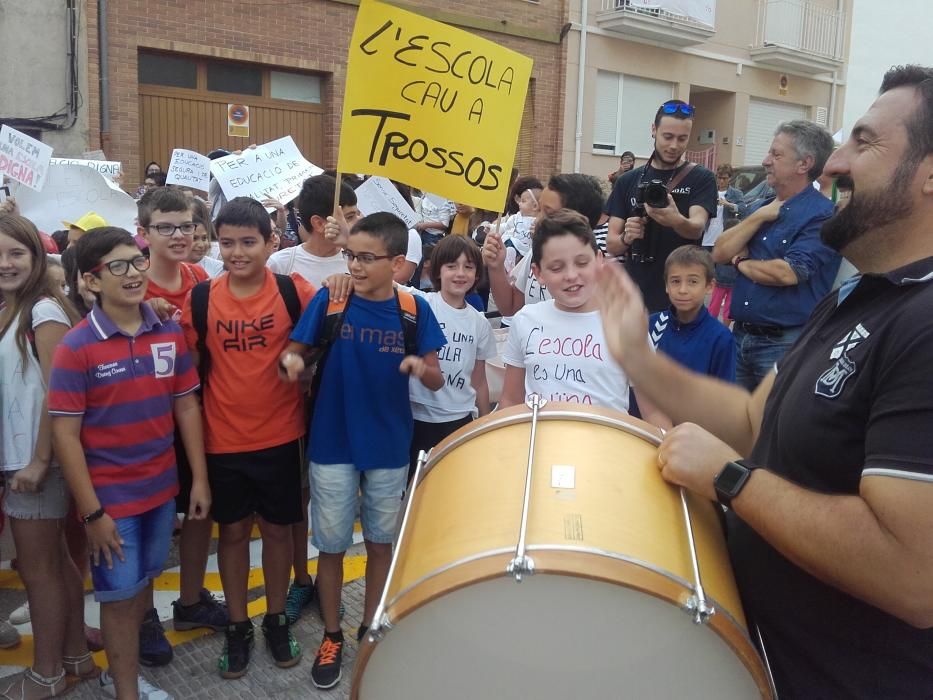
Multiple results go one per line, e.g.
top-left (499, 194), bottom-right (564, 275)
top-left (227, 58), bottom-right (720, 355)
top-left (0, 667), bottom-right (68, 700)
top-left (62, 653), bottom-right (100, 680)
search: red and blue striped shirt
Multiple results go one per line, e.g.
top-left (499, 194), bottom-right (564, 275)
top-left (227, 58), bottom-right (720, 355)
top-left (48, 304), bottom-right (199, 519)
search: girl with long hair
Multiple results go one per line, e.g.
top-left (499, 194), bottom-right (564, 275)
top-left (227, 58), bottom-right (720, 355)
top-left (0, 214), bottom-right (97, 698)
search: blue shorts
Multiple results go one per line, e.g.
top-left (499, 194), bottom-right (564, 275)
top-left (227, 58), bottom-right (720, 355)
top-left (90, 500), bottom-right (176, 603)
top-left (309, 462), bottom-right (408, 553)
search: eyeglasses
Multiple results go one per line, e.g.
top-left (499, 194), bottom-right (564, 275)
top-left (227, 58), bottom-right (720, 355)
top-left (659, 102), bottom-right (696, 117)
top-left (341, 249), bottom-right (394, 265)
top-left (148, 222), bottom-right (197, 236)
top-left (89, 255), bottom-right (151, 277)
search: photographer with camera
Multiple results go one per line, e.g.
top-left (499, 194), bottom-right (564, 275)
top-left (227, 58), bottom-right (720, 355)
top-left (606, 100), bottom-right (717, 312)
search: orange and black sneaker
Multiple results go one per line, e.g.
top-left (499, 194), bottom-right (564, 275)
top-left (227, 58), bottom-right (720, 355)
top-left (311, 631), bottom-right (344, 689)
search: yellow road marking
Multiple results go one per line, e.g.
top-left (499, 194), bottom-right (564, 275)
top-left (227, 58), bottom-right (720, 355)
top-left (0, 556), bottom-right (368, 669)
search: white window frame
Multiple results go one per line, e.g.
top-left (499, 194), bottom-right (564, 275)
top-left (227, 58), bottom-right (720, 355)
top-left (592, 72), bottom-right (674, 158)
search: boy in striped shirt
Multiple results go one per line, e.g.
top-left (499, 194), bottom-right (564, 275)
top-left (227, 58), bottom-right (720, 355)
top-left (50, 227), bottom-right (210, 700)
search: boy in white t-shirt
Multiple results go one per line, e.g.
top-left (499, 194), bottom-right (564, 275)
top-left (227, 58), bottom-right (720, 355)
top-left (405, 236), bottom-right (496, 479)
top-left (267, 175), bottom-right (361, 287)
top-left (499, 210), bottom-right (667, 425)
top-left (484, 174), bottom-right (606, 319)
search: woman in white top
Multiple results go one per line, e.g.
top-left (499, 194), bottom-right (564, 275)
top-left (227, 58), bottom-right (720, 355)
top-left (189, 198), bottom-right (225, 278)
top-left (0, 214), bottom-right (97, 696)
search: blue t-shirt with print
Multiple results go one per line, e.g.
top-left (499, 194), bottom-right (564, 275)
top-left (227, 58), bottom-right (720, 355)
top-left (290, 288), bottom-right (447, 470)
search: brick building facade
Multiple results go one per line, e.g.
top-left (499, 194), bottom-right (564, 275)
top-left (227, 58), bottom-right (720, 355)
top-left (82, 0), bottom-right (566, 190)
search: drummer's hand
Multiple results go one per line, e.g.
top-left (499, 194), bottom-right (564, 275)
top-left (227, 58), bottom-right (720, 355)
top-left (656, 423), bottom-right (741, 502)
top-left (596, 262), bottom-right (650, 369)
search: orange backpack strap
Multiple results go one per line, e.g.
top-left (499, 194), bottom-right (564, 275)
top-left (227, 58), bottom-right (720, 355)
top-left (394, 289), bottom-right (419, 357)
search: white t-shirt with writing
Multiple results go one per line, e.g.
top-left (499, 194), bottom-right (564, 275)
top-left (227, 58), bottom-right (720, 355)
top-left (406, 289), bottom-right (497, 422)
top-left (1, 298), bottom-right (71, 471)
top-left (508, 253), bottom-right (551, 307)
top-left (267, 246), bottom-right (345, 288)
top-left (502, 300), bottom-right (631, 413)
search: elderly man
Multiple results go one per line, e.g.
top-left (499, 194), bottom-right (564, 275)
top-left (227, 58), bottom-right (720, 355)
top-left (713, 121), bottom-right (841, 389)
top-left (598, 64), bottom-right (933, 699)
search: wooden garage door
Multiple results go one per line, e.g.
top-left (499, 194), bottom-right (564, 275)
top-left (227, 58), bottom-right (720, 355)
top-left (139, 88), bottom-right (325, 177)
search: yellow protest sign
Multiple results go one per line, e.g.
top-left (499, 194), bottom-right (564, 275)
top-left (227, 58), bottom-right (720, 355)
top-left (338, 0), bottom-right (533, 211)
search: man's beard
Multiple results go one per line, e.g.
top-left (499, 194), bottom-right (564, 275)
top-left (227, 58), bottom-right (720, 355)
top-left (820, 161), bottom-right (917, 253)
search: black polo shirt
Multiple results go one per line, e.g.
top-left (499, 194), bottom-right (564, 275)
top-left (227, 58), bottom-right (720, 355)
top-left (605, 162), bottom-right (716, 312)
top-left (728, 257), bottom-right (933, 698)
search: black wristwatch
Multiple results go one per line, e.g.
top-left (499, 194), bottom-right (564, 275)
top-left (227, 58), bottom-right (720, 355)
top-left (714, 460), bottom-right (756, 509)
top-left (82, 507), bottom-right (106, 525)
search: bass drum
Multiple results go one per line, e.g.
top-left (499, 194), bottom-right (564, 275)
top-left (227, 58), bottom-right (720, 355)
top-left (352, 404), bottom-right (772, 700)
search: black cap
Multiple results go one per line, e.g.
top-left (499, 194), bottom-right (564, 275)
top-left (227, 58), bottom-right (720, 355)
top-left (206, 148), bottom-right (230, 160)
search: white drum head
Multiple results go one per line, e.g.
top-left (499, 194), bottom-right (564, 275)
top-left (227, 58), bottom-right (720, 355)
top-left (358, 573), bottom-right (762, 699)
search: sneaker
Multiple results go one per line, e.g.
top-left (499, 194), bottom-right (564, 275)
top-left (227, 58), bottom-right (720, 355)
top-left (8, 601), bottom-right (29, 625)
top-left (139, 608), bottom-right (173, 667)
top-left (99, 670), bottom-right (174, 699)
top-left (172, 588), bottom-right (229, 631)
top-left (218, 621), bottom-right (254, 680)
top-left (262, 613), bottom-right (301, 668)
top-left (284, 580), bottom-right (315, 625)
top-left (0, 620), bottom-right (20, 649)
top-left (310, 632), bottom-right (344, 689)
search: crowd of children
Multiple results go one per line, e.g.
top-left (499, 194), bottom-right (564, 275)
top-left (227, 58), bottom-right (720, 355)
top-left (0, 157), bottom-right (742, 698)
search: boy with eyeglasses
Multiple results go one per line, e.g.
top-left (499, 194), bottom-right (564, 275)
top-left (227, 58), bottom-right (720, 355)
top-left (135, 187), bottom-right (228, 668)
top-left (281, 212), bottom-right (446, 689)
top-left (605, 99), bottom-right (717, 312)
top-left (179, 197), bottom-right (317, 680)
top-left (50, 227), bottom-right (209, 700)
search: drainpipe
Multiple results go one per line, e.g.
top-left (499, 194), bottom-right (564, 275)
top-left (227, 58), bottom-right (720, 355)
top-left (827, 0), bottom-right (844, 132)
top-left (573, 0), bottom-right (588, 173)
top-left (98, 0), bottom-right (111, 155)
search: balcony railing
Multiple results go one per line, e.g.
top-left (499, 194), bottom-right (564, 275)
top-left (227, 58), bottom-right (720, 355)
top-left (751, 0), bottom-right (845, 73)
top-left (597, 0), bottom-right (716, 47)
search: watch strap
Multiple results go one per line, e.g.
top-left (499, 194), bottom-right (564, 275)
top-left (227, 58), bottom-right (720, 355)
top-left (714, 460), bottom-right (755, 509)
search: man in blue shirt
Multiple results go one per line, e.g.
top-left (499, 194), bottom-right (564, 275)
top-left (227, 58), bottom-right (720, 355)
top-left (713, 121), bottom-right (840, 390)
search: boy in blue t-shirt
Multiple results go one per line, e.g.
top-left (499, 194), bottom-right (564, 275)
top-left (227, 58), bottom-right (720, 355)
top-left (649, 245), bottom-right (736, 381)
top-left (281, 212), bottom-right (446, 690)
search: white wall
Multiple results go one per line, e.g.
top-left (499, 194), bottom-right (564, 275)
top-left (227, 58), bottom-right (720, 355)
top-left (840, 0), bottom-right (932, 135)
top-left (0, 0), bottom-right (91, 155)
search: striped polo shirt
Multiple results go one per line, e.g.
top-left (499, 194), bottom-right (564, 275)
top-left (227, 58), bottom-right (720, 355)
top-left (49, 303), bottom-right (199, 519)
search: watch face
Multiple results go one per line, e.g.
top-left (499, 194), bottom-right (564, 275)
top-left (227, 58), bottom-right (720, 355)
top-left (717, 463), bottom-right (747, 493)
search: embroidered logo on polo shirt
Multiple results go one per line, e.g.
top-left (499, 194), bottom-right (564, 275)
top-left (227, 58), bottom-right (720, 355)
top-left (829, 323), bottom-right (870, 360)
top-left (815, 323), bottom-right (870, 398)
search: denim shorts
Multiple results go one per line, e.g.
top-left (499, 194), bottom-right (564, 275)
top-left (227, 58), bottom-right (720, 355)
top-left (1, 467), bottom-right (69, 520)
top-left (90, 500), bottom-right (176, 603)
top-left (309, 462), bottom-right (408, 553)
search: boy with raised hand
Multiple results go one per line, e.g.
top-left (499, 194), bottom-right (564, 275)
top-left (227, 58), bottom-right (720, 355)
top-left (50, 227), bottom-right (209, 700)
top-left (496, 210), bottom-right (667, 427)
top-left (267, 174), bottom-right (361, 287)
top-left (137, 186), bottom-right (226, 667)
top-left (180, 197), bottom-right (316, 681)
top-left (483, 174), bottom-right (606, 318)
top-left (281, 212), bottom-right (446, 690)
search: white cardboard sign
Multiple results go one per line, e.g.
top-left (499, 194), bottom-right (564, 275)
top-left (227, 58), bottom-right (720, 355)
top-left (13, 164), bottom-right (138, 234)
top-left (0, 125), bottom-right (54, 192)
top-left (50, 158), bottom-right (122, 181)
top-left (355, 176), bottom-right (419, 229)
top-left (165, 148), bottom-right (211, 191)
top-left (209, 136), bottom-right (322, 204)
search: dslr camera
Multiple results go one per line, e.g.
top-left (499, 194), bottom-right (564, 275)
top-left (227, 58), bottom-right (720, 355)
top-left (630, 180), bottom-right (669, 263)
